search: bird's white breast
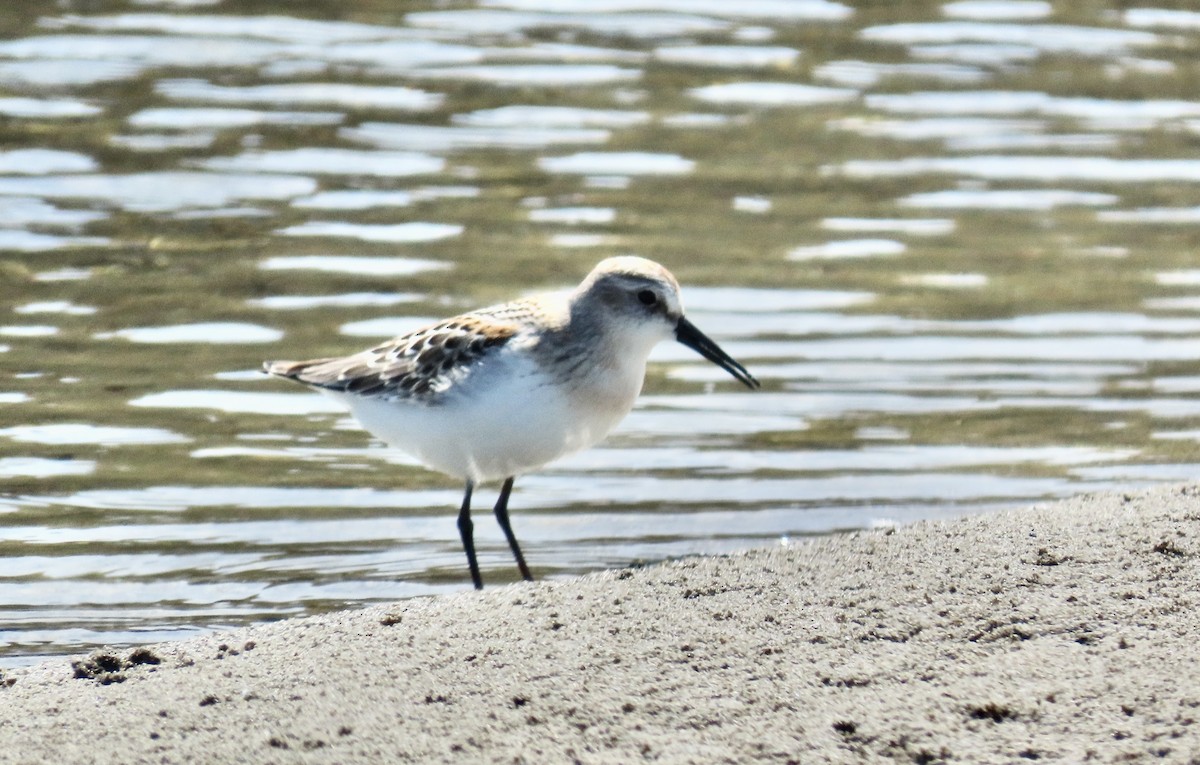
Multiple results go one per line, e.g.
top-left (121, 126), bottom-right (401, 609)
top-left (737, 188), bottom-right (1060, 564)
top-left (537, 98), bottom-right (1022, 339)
top-left (328, 343), bottom-right (641, 483)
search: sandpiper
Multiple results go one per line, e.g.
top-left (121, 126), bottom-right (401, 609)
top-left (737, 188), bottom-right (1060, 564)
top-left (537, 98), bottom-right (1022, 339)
top-left (264, 256), bottom-right (759, 589)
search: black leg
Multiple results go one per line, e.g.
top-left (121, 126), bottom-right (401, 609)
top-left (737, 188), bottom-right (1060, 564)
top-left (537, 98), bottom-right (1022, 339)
top-left (456, 480), bottom-right (482, 590)
top-left (493, 476), bottom-right (533, 582)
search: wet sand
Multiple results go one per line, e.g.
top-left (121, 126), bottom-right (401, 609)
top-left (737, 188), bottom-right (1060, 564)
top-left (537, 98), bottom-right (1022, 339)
top-left (3, 483), bottom-right (1200, 763)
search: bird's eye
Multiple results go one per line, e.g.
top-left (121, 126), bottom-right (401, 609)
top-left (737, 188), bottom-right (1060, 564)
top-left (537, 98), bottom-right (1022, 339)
top-left (637, 289), bottom-right (657, 306)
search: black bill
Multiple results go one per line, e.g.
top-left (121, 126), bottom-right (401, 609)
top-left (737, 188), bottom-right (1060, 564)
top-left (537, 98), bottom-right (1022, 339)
top-left (675, 316), bottom-right (760, 390)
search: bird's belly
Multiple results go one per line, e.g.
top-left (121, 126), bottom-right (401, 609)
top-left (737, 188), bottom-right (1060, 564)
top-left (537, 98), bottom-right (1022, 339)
top-left (336, 360), bottom-right (632, 483)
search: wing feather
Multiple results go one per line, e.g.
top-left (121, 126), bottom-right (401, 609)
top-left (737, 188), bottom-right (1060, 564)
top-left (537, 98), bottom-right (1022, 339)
top-left (264, 314), bottom-right (519, 403)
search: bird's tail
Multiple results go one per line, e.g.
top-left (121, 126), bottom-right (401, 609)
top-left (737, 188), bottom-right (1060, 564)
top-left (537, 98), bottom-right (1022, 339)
top-left (263, 358), bottom-right (369, 394)
top-left (262, 359), bottom-right (327, 382)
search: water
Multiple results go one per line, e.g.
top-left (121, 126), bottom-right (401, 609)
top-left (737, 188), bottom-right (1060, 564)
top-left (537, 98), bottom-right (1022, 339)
top-left (1, 0), bottom-right (1199, 666)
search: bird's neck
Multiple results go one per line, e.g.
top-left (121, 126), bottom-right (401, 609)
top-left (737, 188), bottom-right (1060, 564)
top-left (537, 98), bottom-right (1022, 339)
top-left (529, 299), bottom-right (654, 395)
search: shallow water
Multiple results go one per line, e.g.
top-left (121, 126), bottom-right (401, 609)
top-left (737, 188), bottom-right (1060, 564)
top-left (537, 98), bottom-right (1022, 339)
top-left (2, 0), bottom-right (1200, 665)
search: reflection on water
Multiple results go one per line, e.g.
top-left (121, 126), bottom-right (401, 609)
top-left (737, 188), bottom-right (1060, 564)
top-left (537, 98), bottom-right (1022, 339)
top-left (2, 0), bottom-right (1200, 665)
top-left (0, 172), bottom-right (317, 212)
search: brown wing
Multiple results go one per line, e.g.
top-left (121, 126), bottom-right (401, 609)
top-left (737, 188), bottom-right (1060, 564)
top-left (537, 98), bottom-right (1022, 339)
top-left (264, 314), bottom-right (518, 403)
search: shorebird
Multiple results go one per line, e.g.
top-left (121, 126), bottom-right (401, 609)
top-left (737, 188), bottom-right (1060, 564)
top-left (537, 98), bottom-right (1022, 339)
top-left (264, 256), bottom-right (759, 589)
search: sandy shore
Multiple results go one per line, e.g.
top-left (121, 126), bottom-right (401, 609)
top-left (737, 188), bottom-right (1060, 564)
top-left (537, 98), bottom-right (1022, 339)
top-left (3, 484), bottom-right (1200, 763)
